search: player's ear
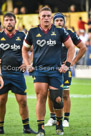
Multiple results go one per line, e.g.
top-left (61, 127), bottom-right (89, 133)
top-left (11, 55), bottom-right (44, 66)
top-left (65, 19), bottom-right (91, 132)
top-left (38, 16), bottom-right (40, 20)
top-left (51, 15), bottom-right (53, 23)
top-left (51, 15), bottom-right (53, 19)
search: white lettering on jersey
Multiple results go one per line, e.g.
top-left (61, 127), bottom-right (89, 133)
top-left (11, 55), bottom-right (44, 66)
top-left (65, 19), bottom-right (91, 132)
top-left (0, 43), bottom-right (21, 51)
top-left (36, 39), bottom-right (56, 47)
top-left (0, 43), bottom-right (10, 50)
top-left (37, 40), bottom-right (46, 47)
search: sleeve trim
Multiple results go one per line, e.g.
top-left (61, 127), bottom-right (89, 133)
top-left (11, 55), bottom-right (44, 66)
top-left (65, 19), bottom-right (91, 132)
top-left (23, 40), bottom-right (30, 48)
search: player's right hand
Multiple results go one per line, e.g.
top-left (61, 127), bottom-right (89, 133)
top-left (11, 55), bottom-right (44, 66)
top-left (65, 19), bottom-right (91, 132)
top-left (27, 63), bottom-right (35, 72)
top-left (58, 64), bottom-right (69, 73)
top-left (0, 76), bottom-right (4, 89)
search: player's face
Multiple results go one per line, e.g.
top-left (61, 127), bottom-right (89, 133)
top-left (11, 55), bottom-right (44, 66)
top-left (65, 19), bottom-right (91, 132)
top-left (54, 18), bottom-right (64, 27)
top-left (39, 11), bottom-right (52, 28)
top-left (3, 16), bottom-right (16, 32)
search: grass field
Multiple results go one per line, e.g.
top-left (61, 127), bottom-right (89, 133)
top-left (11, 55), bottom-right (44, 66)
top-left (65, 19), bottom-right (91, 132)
top-left (2, 76), bottom-right (91, 136)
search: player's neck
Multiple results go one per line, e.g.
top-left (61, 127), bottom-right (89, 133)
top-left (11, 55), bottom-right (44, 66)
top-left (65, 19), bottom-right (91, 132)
top-left (40, 24), bottom-right (52, 31)
top-left (4, 29), bottom-right (17, 35)
top-left (4, 29), bottom-right (17, 38)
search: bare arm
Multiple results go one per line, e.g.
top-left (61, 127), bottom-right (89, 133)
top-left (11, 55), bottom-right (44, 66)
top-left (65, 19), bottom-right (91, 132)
top-left (29, 45), bottom-right (33, 64)
top-left (22, 45), bottom-right (34, 72)
top-left (71, 41), bottom-right (87, 66)
top-left (22, 46), bottom-right (30, 66)
top-left (64, 37), bottom-right (75, 64)
top-left (0, 59), bottom-right (4, 89)
top-left (18, 46), bottom-right (33, 72)
top-left (29, 52), bottom-right (33, 64)
top-left (59, 37), bottom-right (75, 73)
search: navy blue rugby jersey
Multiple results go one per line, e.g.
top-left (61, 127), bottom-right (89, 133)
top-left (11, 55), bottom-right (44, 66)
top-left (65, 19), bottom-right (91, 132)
top-left (61, 29), bottom-right (81, 63)
top-left (24, 24), bottom-right (70, 69)
top-left (0, 31), bottom-right (25, 72)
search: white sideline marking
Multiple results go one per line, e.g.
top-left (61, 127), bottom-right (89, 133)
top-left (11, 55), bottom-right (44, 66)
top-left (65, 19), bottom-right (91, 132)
top-left (72, 82), bottom-right (91, 85)
top-left (8, 94), bottom-right (91, 99)
top-left (70, 94), bottom-right (91, 98)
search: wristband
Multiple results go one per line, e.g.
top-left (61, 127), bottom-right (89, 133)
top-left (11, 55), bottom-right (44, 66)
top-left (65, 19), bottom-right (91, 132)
top-left (0, 73), bottom-right (2, 77)
top-left (65, 61), bottom-right (71, 67)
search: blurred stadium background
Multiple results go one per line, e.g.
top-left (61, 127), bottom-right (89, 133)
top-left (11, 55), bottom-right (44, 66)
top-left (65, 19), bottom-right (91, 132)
top-left (0, 1), bottom-right (91, 136)
top-left (0, 0), bottom-right (91, 78)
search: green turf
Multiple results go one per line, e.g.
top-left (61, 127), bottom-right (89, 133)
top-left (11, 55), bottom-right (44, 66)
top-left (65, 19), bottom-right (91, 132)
top-left (2, 76), bottom-right (91, 136)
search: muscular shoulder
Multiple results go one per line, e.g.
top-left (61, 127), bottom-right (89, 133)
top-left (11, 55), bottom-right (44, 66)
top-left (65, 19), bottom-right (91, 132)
top-left (67, 28), bottom-right (76, 38)
top-left (67, 28), bottom-right (74, 34)
top-left (17, 30), bottom-right (25, 36)
top-left (29, 26), bottom-right (38, 32)
top-left (54, 25), bottom-right (67, 34)
top-left (15, 31), bottom-right (25, 40)
top-left (0, 31), bottom-right (4, 36)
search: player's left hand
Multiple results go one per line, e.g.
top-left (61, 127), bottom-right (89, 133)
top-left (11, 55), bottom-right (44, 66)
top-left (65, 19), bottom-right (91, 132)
top-left (19, 63), bottom-right (26, 72)
top-left (58, 64), bottom-right (69, 73)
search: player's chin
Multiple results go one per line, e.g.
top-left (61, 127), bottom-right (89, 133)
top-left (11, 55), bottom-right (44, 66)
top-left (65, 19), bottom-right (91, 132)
top-left (7, 27), bottom-right (14, 32)
top-left (44, 22), bottom-right (50, 26)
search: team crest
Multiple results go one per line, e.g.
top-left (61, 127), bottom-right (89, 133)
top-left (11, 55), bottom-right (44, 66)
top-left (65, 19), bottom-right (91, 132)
top-left (16, 37), bottom-right (21, 41)
top-left (51, 32), bottom-right (56, 36)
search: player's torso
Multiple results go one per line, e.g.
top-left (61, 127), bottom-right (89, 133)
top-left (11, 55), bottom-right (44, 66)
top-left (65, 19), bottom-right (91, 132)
top-left (0, 31), bottom-right (25, 71)
top-left (30, 25), bottom-right (65, 68)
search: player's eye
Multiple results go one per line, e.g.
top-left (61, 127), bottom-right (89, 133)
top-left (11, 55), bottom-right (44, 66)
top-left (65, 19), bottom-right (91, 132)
top-left (60, 20), bottom-right (64, 22)
top-left (42, 15), bottom-right (51, 18)
top-left (4, 19), bottom-right (8, 21)
top-left (47, 15), bottom-right (51, 17)
top-left (10, 19), bottom-right (14, 21)
top-left (42, 15), bottom-right (46, 18)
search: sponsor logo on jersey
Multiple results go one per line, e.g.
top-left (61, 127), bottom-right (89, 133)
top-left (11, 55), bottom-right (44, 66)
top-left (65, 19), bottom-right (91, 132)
top-left (36, 39), bottom-right (56, 47)
top-left (64, 80), bottom-right (69, 84)
top-left (60, 84), bottom-right (63, 88)
top-left (51, 32), bottom-right (56, 36)
top-left (0, 43), bottom-right (10, 50)
top-left (0, 37), bottom-right (6, 41)
top-left (36, 33), bottom-right (42, 37)
top-left (0, 43), bottom-right (21, 51)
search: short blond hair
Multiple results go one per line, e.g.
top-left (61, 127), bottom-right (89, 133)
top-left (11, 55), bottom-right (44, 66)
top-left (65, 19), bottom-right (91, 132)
top-left (39, 6), bottom-right (52, 14)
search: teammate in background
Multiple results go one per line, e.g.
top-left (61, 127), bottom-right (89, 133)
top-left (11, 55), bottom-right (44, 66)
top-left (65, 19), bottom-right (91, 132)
top-left (0, 12), bottom-right (37, 134)
top-left (22, 7), bottom-right (75, 136)
top-left (45, 13), bottom-right (87, 127)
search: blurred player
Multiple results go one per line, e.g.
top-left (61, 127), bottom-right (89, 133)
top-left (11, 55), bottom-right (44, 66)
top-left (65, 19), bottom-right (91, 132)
top-left (22, 7), bottom-right (75, 136)
top-left (45, 13), bottom-right (86, 127)
top-left (0, 12), bottom-right (37, 134)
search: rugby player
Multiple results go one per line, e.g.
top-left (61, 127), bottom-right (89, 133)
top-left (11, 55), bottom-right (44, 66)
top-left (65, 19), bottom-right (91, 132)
top-left (45, 13), bottom-right (86, 127)
top-left (0, 12), bottom-right (37, 134)
top-left (22, 7), bottom-right (75, 136)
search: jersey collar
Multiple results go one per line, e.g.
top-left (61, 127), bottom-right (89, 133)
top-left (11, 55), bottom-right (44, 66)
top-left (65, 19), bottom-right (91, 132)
top-left (4, 29), bottom-right (17, 38)
top-left (39, 24), bottom-right (52, 34)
